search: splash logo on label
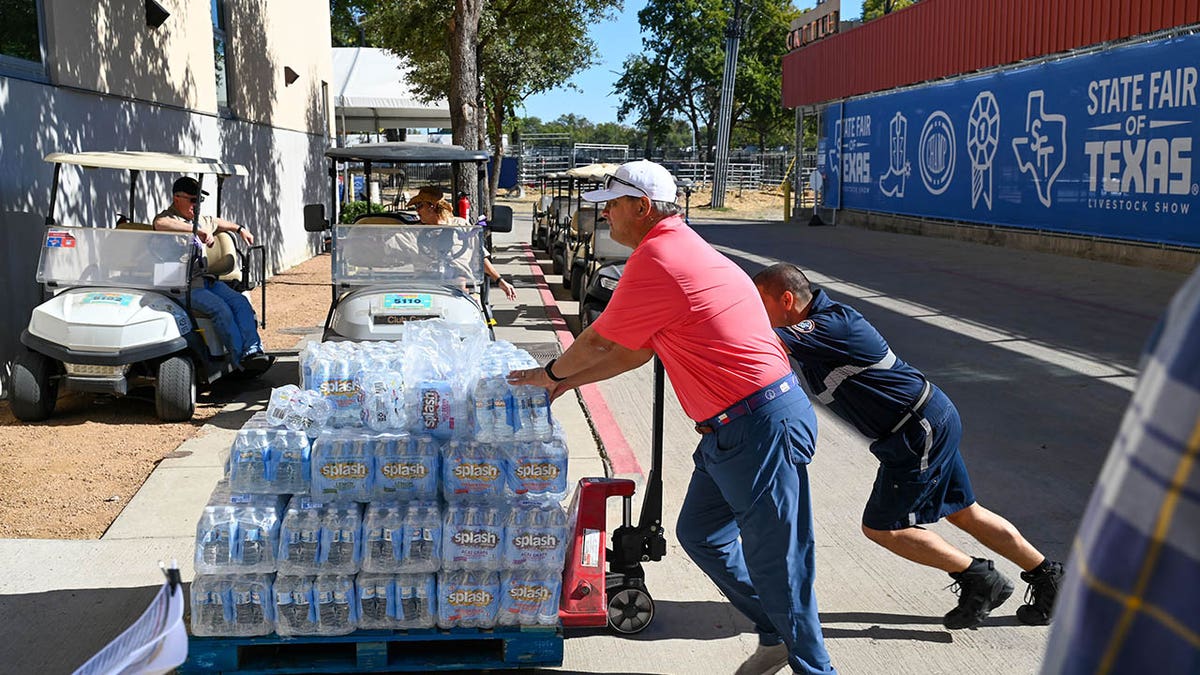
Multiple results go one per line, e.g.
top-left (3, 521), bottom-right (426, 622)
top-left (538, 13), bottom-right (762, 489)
top-left (453, 463), bottom-right (500, 481)
top-left (381, 462), bottom-right (428, 480)
top-left (319, 462), bottom-right (368, 479)
top-left (448, 589), bottom-right (494, 607)
top-left (515, 463), bottom-right (560, 481)
top-left (513, 533), bottom-right (560, 550)
top-left (1083, 67), bottom-right (1197, 216)
top-left (421, 389), bottom-right (442, 429)
top-left (508, 585), bottom-right (552, 602)
top-left (452, 530), bottom-right (500, 548)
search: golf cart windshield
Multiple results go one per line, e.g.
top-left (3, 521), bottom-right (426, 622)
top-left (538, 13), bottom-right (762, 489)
top-left (36, 226), bottom-right (194, 290)
top-left (333, 223), bottom-right (485, 287)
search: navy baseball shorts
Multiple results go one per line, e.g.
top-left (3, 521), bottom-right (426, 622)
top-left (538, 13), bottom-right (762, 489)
top-left (862, 387), bottom-right (977, 531)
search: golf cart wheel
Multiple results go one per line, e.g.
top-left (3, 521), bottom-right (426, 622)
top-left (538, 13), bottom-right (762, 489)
top-left (569, 266), bottom-right (584, 300)
top-left (580, 302), bottom-right (603, 330)
top-left (155, 356), bottom-right (196, 422)
top-left (607, 585), bottom-right (655, 635)
top-left (11, 350), bottom-right (59, 422)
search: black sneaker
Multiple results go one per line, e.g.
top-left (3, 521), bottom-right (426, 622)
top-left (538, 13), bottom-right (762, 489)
top-left (943, 558), bottom-right (1014, 629)
top-left (1016, 561), bottom-right (1064, 625)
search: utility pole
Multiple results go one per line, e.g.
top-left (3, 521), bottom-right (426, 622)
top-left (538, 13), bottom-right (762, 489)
top-left (712, 0), bottom-right (746, 208)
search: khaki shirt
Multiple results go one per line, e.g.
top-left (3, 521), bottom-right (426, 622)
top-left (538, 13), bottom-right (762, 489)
top-left (153, 206), bottom-right (217, 234)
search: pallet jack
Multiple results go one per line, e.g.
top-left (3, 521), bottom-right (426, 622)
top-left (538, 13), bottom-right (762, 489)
top-left (559, 358), bottom-right (668, 634)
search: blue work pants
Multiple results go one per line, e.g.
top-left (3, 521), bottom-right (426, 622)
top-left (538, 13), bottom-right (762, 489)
top-left (190, 279), bottom-right (261, 365)
top-left (677, 386), bottom-right (836, 675)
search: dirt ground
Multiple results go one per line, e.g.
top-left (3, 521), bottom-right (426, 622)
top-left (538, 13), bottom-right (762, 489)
top-left (0, 189), bottom-right (784, 540)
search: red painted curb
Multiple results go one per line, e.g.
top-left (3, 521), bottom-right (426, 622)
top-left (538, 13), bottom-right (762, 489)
top-left (520, 244), bottom-right (644, 478)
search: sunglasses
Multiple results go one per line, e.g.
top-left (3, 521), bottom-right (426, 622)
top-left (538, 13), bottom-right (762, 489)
top-left (174, 193), bottom-right (203, 204)
top-left (604, 173), bottom-right (649, 198)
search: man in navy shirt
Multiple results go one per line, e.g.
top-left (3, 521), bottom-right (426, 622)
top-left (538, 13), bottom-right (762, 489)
top-left (753, 263), bottom-right (1063, 630)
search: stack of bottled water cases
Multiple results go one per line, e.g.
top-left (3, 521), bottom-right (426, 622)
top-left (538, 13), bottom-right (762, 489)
top-left (191, 321), bottom-right (570, 639)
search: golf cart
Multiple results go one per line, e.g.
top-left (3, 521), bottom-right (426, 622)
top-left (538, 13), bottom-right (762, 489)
top-left (303, 142), bottom-right (512, 342)
top-left (561, 164), bottom-right (618, 301)
top-left (12, 151), bottom-right (268, 422)
top-left (530, 173), bottom-right (556, 250)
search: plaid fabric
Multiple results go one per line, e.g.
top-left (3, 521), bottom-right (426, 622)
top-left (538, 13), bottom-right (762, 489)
top-left (1041, 267), bottom-right (1200, 675)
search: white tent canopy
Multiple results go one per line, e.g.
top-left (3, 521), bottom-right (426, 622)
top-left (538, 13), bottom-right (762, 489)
top-left (332, 47), bottom-right (452, 133)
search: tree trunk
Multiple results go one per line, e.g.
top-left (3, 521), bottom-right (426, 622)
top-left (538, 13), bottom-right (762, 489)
top-left (449, 0), bottom-right (483, 217)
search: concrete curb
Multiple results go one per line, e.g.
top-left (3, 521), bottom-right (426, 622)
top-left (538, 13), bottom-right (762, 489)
top-left (519, 243), bottom-right (644, 479)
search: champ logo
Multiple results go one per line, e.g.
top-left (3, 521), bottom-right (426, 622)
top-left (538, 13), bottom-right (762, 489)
top-left (452, 529), bottom-right (500, 548)
top-left (320, 462), bottom-right (368, 479)
top-left (515, 463), bottom-right (560, 481)
top-left (508, 585), bottom-right (552, 602)
top-left (513, 533), bottom-right (560, 550)
top-left (381, 462), bottom-right (428, 480)
top-left (448, 589), bottom-right (494, 607)
top-left (920, 111), bottom-right (957, 195)
top-left (454, 463), bottom-right (500, 481)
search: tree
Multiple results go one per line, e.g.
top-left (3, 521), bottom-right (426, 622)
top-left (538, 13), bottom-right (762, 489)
top-left (368, 0), bottom-right (618, 207)
top-left (862, 0), bottom-right (917, 20)
top-left (330, 0), bottom-right (380, 47)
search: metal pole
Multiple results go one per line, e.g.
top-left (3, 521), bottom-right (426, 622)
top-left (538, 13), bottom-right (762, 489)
top-left (712, 0), bottom-right (744, 209)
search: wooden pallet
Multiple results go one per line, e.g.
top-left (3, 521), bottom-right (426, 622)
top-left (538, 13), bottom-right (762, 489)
top-left (182, 626), bottom-right (564, 674)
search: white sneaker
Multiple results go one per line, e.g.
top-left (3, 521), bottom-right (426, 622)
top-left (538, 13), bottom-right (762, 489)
top-left (733, 642), bottom-right (790, 675)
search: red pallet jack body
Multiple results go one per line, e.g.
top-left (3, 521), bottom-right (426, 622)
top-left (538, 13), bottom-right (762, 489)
top-left (559, 359), bottom-right (668, 634)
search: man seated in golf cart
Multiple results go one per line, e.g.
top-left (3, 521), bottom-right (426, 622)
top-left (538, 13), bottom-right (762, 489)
top-left (152, 176), bottom-right (272, 371)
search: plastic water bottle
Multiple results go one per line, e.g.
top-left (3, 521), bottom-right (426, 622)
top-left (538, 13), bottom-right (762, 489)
top-left (311, 432), bottom-right (373, 502)
top-left (319, 503), bottom-right (363, 573)
top-left (266, 384), bottom-right (301, 426)
top-left (505, 502), bottom-right (568, 569)
top-left (412, 380), bottom-right (458, 439)
top-left (506, 439), bottom-right (569, 502)
top-left (195, 506), bottom-right (237, 574)
top-left (401, 500), bottom-right (442, 573)
top-left (278, 497), bottom-right (322, 574)
top-left (362, 503), bottom-right (404, 573)
top-left (314, 574), bottom-right (358, 635)
top-left (437, 571), bottom-right (500, 629)
top-left (234, 504), bottom-right (280, 572)
top-left (373, 436), bottom-right (435, 501)
top-left (356, 574), bottom-right (395, 629)
top-left (498, 570), bottom-right (562, 627)
top-left (274, 575), bottom-right (318, 636)
top-left (229, 574), bottom-right (274, 636)
top-left (472, 377), bottom-right (495, 443)
top-left (442, 442), bottom-right (508, 502)
top-left (442, 504), bottom-right (506, 571)
top-left (272, 433), bottom-right (311, 494)
top-left (394, 573), bottom-right (437, 629)
top-left (229, 429), bottom-right (271, 493)
top-left (514, 385), bottom-right (552, 441)
top-left (189, 575), bottom-right (232, 636)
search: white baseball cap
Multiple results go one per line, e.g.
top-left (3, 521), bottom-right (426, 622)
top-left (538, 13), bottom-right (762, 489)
top-left (582, 160), bottom-right (678, 203)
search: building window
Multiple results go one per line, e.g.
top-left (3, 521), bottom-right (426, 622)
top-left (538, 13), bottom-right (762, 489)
top-left (0, 0), bottom-right (46, 79)
top-left (211, 0), bottom-right (231, 111)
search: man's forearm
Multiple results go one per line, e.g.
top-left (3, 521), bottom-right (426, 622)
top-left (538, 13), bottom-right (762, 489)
top-left (551, 326), bottom-right (629, 379)
top-left (558, 347), bottom-right (653, 390)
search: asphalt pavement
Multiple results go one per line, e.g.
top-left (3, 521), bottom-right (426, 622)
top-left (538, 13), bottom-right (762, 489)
top-left (0, 205), bottom-right (1189, 674)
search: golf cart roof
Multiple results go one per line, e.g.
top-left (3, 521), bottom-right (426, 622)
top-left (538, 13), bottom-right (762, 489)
top-left (326, 142), bottom-right (489, 163)
top-left (566, 163), bottom-right (620, 182)
top-left (43, 151), bottom-right (249, 177)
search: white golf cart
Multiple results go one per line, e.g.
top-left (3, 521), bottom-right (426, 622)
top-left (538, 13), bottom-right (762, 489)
top-left (302, 142), bottom-right (513, 341)
top-left (12, 151), bottom-right (267, 422)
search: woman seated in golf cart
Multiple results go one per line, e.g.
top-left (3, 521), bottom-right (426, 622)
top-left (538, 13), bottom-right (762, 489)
top-left (403, 187), bottom-right (516, 301)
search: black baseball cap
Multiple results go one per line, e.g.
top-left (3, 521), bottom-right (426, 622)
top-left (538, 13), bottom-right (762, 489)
top-left (172, 176), bottom-right (210, 197)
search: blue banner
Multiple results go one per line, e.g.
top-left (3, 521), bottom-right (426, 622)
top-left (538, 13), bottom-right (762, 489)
top-left (817, 34), bottom-right (1200, 248)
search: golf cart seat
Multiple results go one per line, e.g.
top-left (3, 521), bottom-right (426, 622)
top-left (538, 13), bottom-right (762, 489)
top-left (114, 219), bottom-right (242, 284)
top-left (571, 209), bottom-right (600, 238)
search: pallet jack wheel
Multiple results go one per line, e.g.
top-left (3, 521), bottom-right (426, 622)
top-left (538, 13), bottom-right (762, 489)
top-left (607, 585), bottom-right (654, 634)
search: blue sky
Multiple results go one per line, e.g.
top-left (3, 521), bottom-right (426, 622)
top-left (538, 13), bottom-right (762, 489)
top-left (519, 2), bottom-right (647, 125)
top-left (518, 0), bottom-right (863, 126)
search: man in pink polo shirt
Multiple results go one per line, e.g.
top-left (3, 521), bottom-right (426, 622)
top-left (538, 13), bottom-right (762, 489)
top-left (508, 160), bottom-right (836, 675)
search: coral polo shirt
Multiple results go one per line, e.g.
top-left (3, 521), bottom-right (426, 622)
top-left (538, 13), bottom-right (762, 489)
top-left (590, 215), bottom-right (792, 421)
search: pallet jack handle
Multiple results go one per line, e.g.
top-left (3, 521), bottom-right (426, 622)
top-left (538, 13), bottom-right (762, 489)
top-left (637, 357), bottom-right (665, 535)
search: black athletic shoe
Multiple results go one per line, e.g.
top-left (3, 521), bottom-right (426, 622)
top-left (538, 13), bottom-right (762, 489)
top-left (1016, 561), bottom-right (1064, 625)
top-left (240, 351), bottom-right (275, 377)
top-left (943, 557), bottom-right (1015, 629)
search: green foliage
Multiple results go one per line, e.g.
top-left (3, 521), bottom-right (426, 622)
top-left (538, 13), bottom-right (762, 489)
top-left (338, 200), bottom-right (385, 224)
top-left (0, 0), bottom-right (41, 61)
top-left (614, 0), bottom-right (799, 158)
top-left (330, 0), bottom-right (380, 48)
top-left (862, 0), bottom-right (916, 20)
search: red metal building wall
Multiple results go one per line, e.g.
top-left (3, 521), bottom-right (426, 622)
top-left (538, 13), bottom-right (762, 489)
top-left (782, 0), bottom-right (1200, 108)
